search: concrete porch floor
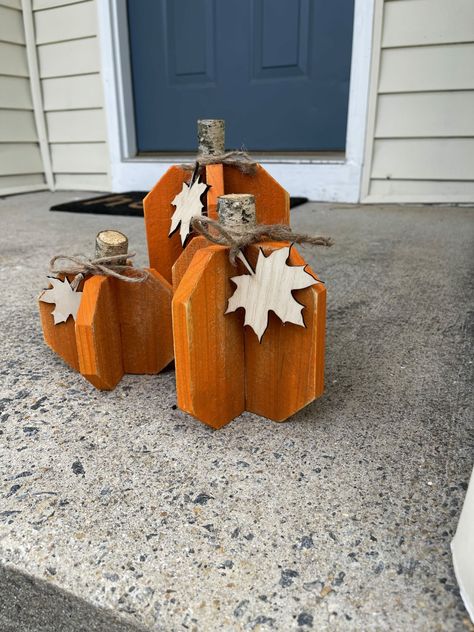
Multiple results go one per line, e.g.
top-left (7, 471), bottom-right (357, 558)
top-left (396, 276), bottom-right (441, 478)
top-left (0, 191), bottom-right (472, 631)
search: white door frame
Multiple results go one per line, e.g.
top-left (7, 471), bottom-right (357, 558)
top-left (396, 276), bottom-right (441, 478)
top-left (97, 0), bottom-right (375, 202)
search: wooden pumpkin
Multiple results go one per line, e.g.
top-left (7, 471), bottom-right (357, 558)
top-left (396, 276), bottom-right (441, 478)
top-left (172, 195), bottom-right (326, 429)
top-left (144, 119), bottom-right (290, 285)
top-left (39, 230), bottom-right (173, 390)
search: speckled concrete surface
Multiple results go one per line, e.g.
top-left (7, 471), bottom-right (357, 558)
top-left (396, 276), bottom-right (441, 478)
top-left (0, 191), bottom-right (472, 632)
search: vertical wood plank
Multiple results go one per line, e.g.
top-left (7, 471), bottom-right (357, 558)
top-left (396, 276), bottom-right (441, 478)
top-left (172, 246), bottom-right (245, 428)
top-left (143, 165), bottom-right (190, 283)
top-left (112, 269), bottom-right (174, 374)
top-left (38, 276), bottom-right (81, 372)
top-left (244, 242), bottom-right (326, 421)
top-left (75, 276), bottom-right (124, 390)
top-left (223, 164), bottom-right (290, 225)
top-left (171, 235), bottom-right (209, 292)
top-left (205, 163), bottom-right (224, 219)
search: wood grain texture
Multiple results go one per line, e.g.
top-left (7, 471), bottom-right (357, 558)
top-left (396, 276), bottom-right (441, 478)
top-left (244, 243), bottom-right (326, 422)
top-left (112, 269), bottom-right (173, 374)
top-left (223, 164), bottom-right (290, 226)
top-left (172, 246), bottom-right (245, 429)
top-left (146, 162), bottom-right (289, 283)
top-left (75, 275), bottom-right (123, 390)
top-left (205, 163), bottom-right (224, 219)
top-left (172, 235), bottom-right (209, 292)
top-left (144, 165), bottom-right (190, 283)
top-left (38, 276), bottom-right (81, 372)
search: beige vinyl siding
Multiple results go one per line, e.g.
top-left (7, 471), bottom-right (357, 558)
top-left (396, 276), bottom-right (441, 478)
top-left (34, 0), bottom-right (109, 190)
top-left (363, 0), bottom-right (474, 203)
top-left (0, 2), bottom-right (46, 194)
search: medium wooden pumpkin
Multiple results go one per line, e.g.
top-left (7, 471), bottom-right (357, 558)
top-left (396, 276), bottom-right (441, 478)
top-left (39, 230), bottom-right (173, 390)
top-left (172, 196), bottom-right (326, 429)
top-left (143, 119), bottom-right (290, 285)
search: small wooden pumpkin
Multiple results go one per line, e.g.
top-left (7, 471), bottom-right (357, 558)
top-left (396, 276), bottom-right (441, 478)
top-left (39, 230), bottom-right (173, 390)
top-left (172, 195), bottom-right (326, 429)
top-left (144, 119), bottom-right (290, 285)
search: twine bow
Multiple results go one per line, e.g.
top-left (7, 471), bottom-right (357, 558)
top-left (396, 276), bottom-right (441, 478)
top-left (49, 253), bottom-right (148, 289)
top-left (191, 217), bottom-right (333, 266)
top-left (183, 150), bottom-right (258, 175)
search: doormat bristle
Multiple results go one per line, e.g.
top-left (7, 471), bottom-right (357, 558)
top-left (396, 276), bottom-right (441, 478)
top-left (50, 192), bottom-right (308, 217)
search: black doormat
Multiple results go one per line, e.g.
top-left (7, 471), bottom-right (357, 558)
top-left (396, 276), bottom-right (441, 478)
top-left (50, 192), bottom-right (308, 217)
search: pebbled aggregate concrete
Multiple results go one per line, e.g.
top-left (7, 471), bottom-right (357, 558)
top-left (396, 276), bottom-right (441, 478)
top-left (0, 191), bottom-right (472, 631)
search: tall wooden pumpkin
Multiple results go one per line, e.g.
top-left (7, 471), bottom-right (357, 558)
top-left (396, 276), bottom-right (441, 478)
top-left (144, 119), bottom-right (290, 284)
top-left (172, 195), bottom-right (326, 429)
top-left (39, 230), bottom-right (173, 390)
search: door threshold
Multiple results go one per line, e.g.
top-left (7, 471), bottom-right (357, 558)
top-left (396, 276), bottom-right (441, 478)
top-left (128, 152), bottom-right (346, 165)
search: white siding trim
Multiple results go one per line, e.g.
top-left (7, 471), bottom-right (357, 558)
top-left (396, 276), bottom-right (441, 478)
top-left (21, 0), bottom-right (54, 189)
top-left (97, 0), bottom-right (376, 201)
top-left (361, 0), bottom-right (474, 203)
top-left (360, 0), bottom-right (384, 201)
top-left (0, 183), bottom-right (48, 194)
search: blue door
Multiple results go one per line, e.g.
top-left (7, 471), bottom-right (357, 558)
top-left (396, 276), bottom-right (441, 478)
top-left (127, 0), bottom-right (354, 152)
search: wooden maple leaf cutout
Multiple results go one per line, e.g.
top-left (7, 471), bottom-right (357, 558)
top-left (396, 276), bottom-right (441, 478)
top-left (169, 176), bottom-right (208, 245)
top-left (226, 246), bottom-right (317, 342)
top-left (39, 277), bottom-right (83, 324)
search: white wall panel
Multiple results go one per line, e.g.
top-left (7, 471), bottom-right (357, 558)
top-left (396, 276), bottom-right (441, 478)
top-left (51, 142), bottom-right (108, 173)
top-left (38, 36), bottom-right (100, 78)
top-left (382, 0), bottom-right (474, 48)
top-left (372, 138), bottom-right (474, 181)
top-left (0, 4), bottom-right (25, 44)
top-left (35, 0), bottom-right (96, 44)
top-left (379, 44), bottom-right (474, 93)
top-left (46, 108), bottom-right (106, 142)
top-left (363, 1), bottom-right (474, 202)
top-left (42, 73), bottom-right (104, 110)
top-left (375, 91), bottom-right (474, 138)
top-left (0, 75), bottom-right (33, 109)
top-left (0, 142), bottom-right (43, 174)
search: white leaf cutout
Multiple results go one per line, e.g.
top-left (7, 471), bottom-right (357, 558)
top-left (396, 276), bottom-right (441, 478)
top-left (39, 277), bottom-right (83, 324)
top-left (226, 246), bottom-right (317, 342)
top-left (169, 177), bottom-right (208, 245)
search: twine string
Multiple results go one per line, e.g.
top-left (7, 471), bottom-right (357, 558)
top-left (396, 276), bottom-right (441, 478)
top-left (49, 253), bottom-right (149, 289)
top-left (183, 150), bottom-right (258, 175)
top-left (191, 216), bottom-right (333, 266)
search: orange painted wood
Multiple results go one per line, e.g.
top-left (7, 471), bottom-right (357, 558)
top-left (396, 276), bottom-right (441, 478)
top-left (223, 164), bottom-right (290, 226)
top-left (38, 301), bottom-right (79, 372)
top-left (205, 163), bottom-right (224, 220)
top-left (112, 269), bottom-right (173, 374)
top-left (244, 242), bottom-right (326, 421)
top-left (38, 275), bottom-right (82, 372)
top-left (143, 165), bottom-right (190, 284)
top-left (172, 246), bottom-right (245, 429)
top-left (75, 275), bottom-right (124, 390)
top-left (171, 235), bottom-right (209, 292)
top-left (144, 163), bottom-right (289, 286)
